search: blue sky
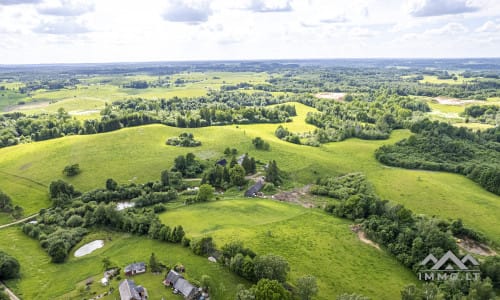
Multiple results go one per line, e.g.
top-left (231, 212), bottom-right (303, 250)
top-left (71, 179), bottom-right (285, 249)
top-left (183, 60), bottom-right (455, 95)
top-left (0, 0), bottom-right (499, 64)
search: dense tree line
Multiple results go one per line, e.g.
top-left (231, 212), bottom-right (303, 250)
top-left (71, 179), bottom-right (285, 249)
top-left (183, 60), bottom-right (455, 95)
top-left (375, 119), bottom-right (500, 195)
top-left (462, 105), bottom-right (499, 125)
top-left (24, 173), bottom-right (183, 263)
top-left (0, 92), bottom-right (296, 149)
top-left (299, 93), bottom-right (429, 145)
top-left (251, 67), bottom-right (500, 100)
top-left (312, 173), bottom-right (497, 299)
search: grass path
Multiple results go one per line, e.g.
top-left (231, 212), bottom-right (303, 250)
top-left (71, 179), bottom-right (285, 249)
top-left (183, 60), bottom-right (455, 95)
top-left (0, 214), bottom-right (38, 230)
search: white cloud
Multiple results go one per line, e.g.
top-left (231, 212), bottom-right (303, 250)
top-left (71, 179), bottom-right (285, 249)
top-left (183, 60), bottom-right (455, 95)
top-left (320, 15), bottom-right (348, 23)
top-left (37, 0), bottom-right (94, 16)
top-left (349, 27), bottom-right (378, 38)
top-left (476, 20), bottom-right (500, 32)
top-left (424, 22), bottom-right (468, 35)
top-left (408, 0), bottom-right (479, 17)
top-left (33, 18), bottom-right (91, 34)
top-left (247, 0), bottom-right (293, 13)
top-left (0, 0), bottom-right (40, 5)
top-left (162, 0), bottom-right (212, 24)
top-left (0, 0), bottom-right (499, 63)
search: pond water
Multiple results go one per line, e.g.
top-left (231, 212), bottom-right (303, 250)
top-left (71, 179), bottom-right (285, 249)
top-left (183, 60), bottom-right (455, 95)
top-left (74, 240), bottom-right (104, 257)
top-left (116, 201), bottom-right (135, 211)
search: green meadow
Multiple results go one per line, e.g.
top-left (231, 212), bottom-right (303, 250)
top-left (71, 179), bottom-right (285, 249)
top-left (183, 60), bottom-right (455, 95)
top-left (0, 102), bottom-right (499, 247)
top-left (160, 199), bottom-right (417, 300)
top-left (1, 72), bottom-right (272, 118)
top-left (0, 227), bottom-right (245, 300)
top-left (419, 75), bottom-right (476, 85)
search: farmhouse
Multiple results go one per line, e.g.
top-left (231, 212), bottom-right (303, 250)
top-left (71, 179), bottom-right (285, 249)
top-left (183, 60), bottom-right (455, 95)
top-left (118, 279), bottom-right (148, 300)
top-left (124, 262), bottom-right (146, 276)
top-left (245, 179), bottom-right (264, 197)
top-left (174, 278), bottom-right (199, 300)
top-left (163, 269), bottom-right (183, 286)
top-left (163, 270), bottom-right (199, 300)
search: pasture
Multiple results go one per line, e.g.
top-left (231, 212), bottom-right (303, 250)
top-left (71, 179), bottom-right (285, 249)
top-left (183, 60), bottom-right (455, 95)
top-left (0, 227), bottom-right (245, 299)
top-left (0, 102), bottom-right (499, 246)
top-left (1, 72), bottom-right (272, 118)
top-left (160, 199), bottom-right (417, 300)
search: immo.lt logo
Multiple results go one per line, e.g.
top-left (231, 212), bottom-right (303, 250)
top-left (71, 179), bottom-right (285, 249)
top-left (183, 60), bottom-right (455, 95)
top-left (418, 251), bottom-right (481, 281)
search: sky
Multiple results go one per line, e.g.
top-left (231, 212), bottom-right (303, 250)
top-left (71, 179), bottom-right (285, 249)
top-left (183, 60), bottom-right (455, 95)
top-left (0, 0), bottom-right (499, 64)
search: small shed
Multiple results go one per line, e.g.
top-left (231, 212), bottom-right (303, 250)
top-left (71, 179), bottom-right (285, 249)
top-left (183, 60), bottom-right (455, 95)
top-left (216, 158), bottom-right (227, 166)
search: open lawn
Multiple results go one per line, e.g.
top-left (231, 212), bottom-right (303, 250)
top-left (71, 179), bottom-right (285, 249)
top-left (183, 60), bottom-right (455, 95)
top-left (0, 102), bottom-right (498, 246)
top-left (160, 199), bottom-right (417, 300)
top-left (0, 227), bottom-right (246, 300)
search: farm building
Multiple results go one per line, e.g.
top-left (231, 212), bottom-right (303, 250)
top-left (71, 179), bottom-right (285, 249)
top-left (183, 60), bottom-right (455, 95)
top-left (124, 262), bottom-right (146, 276)
top-left (163, 270), bottom-right (200, 300)
top-left (237, 154), bottom-right (246, 165)
top-left (163, 269), bottom-right (183, 286)
top-left (174, 278), bottom-right (199, 300)
top-left (118, 279), bottom-right (148, 300)
top-left (245, 179), bottom-right (264, 197)
top-left (215, 158), bottom-right (227, 166)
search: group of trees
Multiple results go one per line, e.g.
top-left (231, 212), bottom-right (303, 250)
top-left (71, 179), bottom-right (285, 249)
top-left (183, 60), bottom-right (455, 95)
top-left (0, 251), bottom-right (20, 280)
top-left (376, 119), bottom-right (500, 195)
top-left (0, 190), bottom-right (23, 219)
top-left (24, 169), bottom-right (187, 262)
top-left (0, 92), bottom-right (296, 150)
top-left (166, 132), bottom-right (201, 147)
top-left (299, 93), bottom-right (429, 145)
top-left (201, 153), bottom-right (257, 189)
top-left (313, 172), bottom-right (498, 299)
top-left (62, 164), bottom-right (81, 177)
top-left (252, 137), bottom-right (270, 150)
top-left (172, 153), bottom-right (204, 178)
top-left (462, 105), bottom-right (499, 125)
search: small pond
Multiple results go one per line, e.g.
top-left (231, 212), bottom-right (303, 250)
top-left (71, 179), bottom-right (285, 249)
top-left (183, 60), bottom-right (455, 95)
top-left (74, 240), bottom-right (104, 257)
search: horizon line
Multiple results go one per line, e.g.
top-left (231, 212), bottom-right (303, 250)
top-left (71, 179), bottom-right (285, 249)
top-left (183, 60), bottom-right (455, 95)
top-left (2, 57), bottom-right (500, 67)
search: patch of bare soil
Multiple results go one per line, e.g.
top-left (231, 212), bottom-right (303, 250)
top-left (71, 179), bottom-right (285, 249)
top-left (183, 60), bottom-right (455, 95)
top-left (4, 100), bottom-right (51, 112)
top-left (272, 184), bottom-right (315, 208)
top-left (434, 97), bottom-right (483, 105)
top-left (350, 224), bottom-right (380, 250)
top-left (457, 237), bottom-right (497, 256)
top-left (314, 92), bottom-right (345, 101)
top-left (245, 173), bottom-right (264, 182)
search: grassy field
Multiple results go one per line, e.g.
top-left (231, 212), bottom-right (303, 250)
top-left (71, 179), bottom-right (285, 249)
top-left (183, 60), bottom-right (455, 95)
top-left (1, 72), bottom-right (272, 117)
top-left (0, 227), bottom-right (246, 300)
top-left (419, 75), bottom-right (476, 85)
top-left (160, 199), bottom-right (416, 300)
top-left (453, 122), bottom-right (495, 130)
top-left (0, 102), bottom-right (498, 246)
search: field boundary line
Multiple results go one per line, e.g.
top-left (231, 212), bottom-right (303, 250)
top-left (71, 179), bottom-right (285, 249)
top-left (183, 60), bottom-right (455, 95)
top-left (0, 170), bottom-right (47, 188)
